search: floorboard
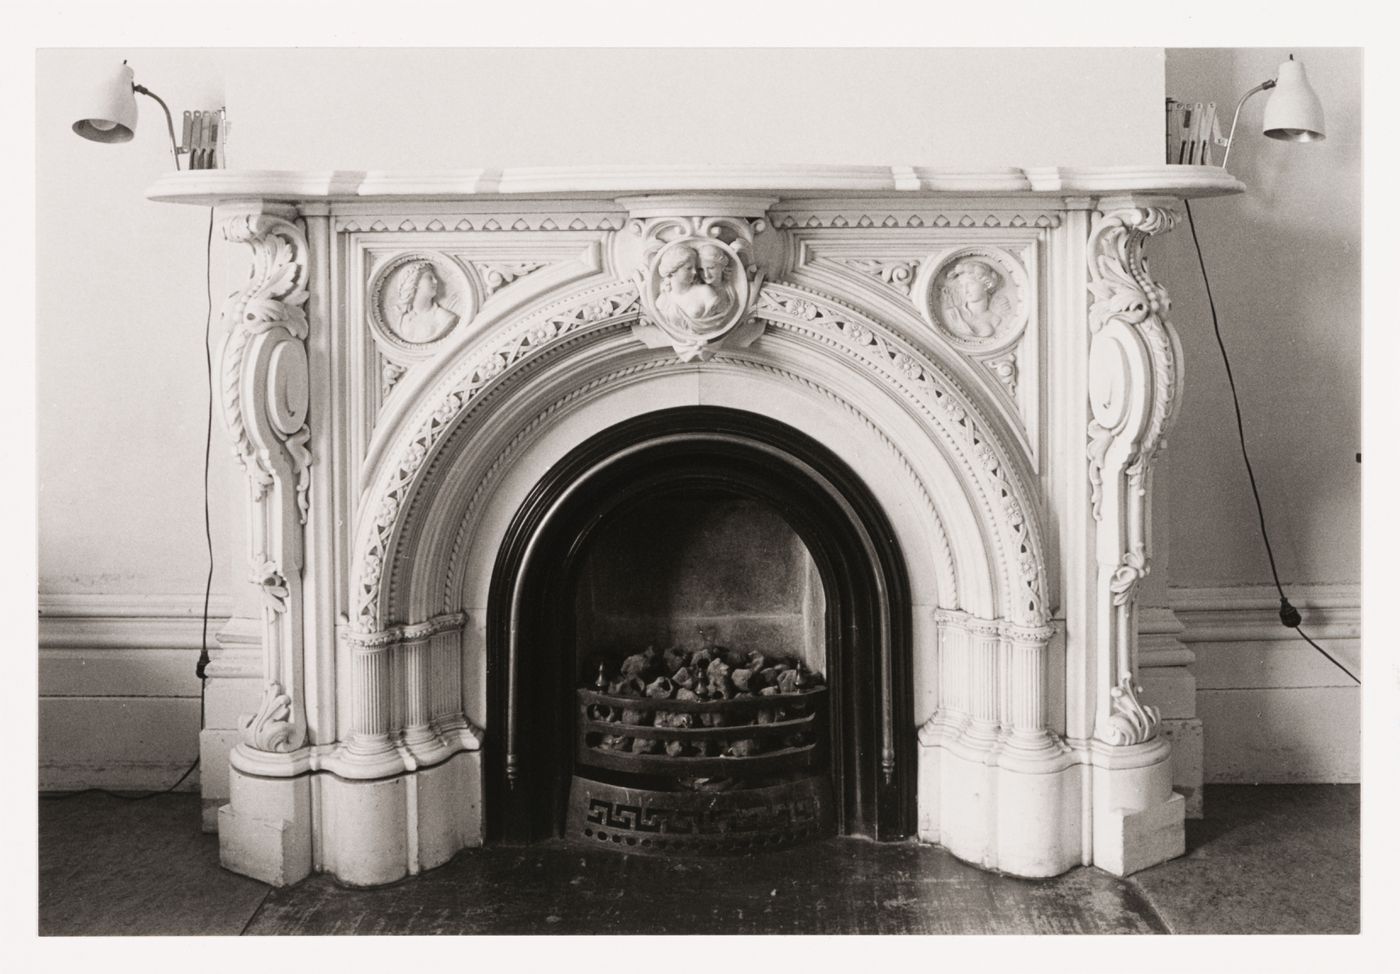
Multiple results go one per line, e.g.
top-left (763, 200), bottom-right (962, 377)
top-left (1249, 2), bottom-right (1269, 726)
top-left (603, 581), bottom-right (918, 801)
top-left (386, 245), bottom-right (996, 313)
top-left (36, 784), bottom-right (1359, 936)
top-left (1127, 784), bottom-right (1360, 935)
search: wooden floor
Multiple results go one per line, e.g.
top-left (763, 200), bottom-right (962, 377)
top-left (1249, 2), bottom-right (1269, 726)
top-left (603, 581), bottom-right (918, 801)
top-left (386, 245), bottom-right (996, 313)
top-left (37, 784), bottom-right (1358, 936)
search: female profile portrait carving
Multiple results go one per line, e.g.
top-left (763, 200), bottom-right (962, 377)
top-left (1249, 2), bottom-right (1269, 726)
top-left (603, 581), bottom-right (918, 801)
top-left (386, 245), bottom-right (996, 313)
top-left (394, 261), bottom-right (459, 344)
top-left (940, 257), bottom-right (1012, 340)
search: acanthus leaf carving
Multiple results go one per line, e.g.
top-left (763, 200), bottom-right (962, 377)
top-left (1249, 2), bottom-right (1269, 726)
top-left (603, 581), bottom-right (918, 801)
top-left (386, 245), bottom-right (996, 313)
top-left (839, 258), bottom-right (918, 295)
top-left (1108, 546), bottom-right (1147, 606)
top-left (985, 351), bottom-right (1018, 398)
top-left (239, 681), bottom-right (306, 753)
top-left (219, 212), bottom-right (313, 497)
top-left (382, 360), bottom-right (408, 398)
top-left (477, 260), bottom-right (547, 295)
top-left (251, 558), bottom-right (289, 614)
top-left (216, 207), bottom-right (314, 755)
top-left (1086, 202), bottom-right (1181, 746)
top-left (1104, 676), bottom-right (1161, 746)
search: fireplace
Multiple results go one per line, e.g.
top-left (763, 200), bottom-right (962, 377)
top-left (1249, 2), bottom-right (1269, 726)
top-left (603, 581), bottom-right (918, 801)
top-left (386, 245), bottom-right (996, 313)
top-left (150, 164), bottom-right (1242, 887)
top-left (490, 407), bottom-right (913, 850)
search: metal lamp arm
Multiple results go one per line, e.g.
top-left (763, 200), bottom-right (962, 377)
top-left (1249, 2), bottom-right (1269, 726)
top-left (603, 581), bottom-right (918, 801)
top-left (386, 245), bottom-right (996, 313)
top-left (132, 83), bottom-right (181, 171)
top-left (1221, 79), bottom-right (1276, 171)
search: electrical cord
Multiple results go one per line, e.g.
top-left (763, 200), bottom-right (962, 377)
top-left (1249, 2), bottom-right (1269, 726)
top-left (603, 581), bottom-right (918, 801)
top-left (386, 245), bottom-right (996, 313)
top-left (197, 207), bottom-right (215, 681)
top-left (42, 211), bottom-right (219, 802)
top-left (1183, 198), bottom-right (1359, 685)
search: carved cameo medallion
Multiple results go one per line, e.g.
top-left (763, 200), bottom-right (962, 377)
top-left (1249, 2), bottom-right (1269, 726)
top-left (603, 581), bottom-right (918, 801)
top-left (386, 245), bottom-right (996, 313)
top-left (916, 247), bottom-right (1028, 351)
top-left (369, 253), bottom-right (476, 354)
top-left (640, 237), bottom-right (752, 351)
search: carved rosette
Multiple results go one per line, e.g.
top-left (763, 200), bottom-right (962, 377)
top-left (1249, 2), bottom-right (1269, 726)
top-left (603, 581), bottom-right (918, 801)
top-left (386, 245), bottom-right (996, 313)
top-left (632, 214), bottom-right (766, 362)
top-left (1085, 202), bottom-right (1182, 746)
top-left (218, 207), bottom-right (313, 754)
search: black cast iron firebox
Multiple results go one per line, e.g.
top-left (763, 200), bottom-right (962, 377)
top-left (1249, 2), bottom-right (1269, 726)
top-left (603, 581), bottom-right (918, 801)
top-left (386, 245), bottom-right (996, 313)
top-left (486, 406), bottom-right (914, 848)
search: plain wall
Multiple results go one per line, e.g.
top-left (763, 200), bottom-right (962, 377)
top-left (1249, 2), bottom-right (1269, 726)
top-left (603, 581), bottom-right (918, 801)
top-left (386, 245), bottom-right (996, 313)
top-left (1158, 48), bottom-right (1363, 783)
top-left (226, 48), bottom-right (1164, 171)
top-left (1159, 47), bottom-right (1361, 587)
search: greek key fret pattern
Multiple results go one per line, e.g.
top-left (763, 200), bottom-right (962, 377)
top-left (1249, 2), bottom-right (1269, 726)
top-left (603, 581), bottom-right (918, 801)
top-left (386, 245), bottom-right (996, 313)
top-left (583, 796), bottom-right (818, 836)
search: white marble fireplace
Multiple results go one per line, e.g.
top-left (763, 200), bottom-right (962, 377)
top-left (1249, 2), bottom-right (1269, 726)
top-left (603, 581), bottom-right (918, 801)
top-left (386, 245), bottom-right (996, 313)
top-left (151, 164), bottom-right (1241, 887)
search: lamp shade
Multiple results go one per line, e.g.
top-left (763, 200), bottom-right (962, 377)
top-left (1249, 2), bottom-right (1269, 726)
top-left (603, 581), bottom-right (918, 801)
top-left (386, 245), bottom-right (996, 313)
top-left (1262, 57), bottom-right (1326, 143)
top-left (72, 61), bottom-right (138, 143)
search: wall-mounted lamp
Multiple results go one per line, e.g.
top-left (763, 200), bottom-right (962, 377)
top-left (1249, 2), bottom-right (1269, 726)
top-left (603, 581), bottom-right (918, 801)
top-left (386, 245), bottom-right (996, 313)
top-left (1220, 55), bottom-right (1326, 171)
top-left (72, 60), bottom-right (227, 170)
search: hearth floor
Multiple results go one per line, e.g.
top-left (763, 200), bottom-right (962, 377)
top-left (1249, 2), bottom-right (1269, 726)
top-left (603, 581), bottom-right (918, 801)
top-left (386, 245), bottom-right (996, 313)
top-left (37, 784), bottom-right (1357, 936)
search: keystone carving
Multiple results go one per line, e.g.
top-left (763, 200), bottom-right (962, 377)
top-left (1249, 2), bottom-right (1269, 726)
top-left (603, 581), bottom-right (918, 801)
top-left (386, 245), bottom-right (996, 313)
top-left (631, 214), bottom-right (766, 362)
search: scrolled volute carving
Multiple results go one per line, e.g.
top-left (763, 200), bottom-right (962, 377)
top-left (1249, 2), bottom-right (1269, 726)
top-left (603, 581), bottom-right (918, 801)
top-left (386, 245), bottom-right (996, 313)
top-left (239, 681), bottom-right (306, 753)
top-left (223, 213), bottom-right (311, 340)
top-left (1085, 204), bottom-right (1182, 520)
top-left (219, 211), bottom-right (314, 507)
top-left (1086, 203), bottom-right (1181, 749)
top-left (1104, 676), bottom-right (1161, 746)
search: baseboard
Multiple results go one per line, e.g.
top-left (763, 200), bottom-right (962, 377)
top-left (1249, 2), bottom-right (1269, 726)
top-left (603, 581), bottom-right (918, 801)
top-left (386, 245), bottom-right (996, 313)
top-left (39, 591), bottom-right (233, 792)
top-left (1170, 583), bottom-right (1360, 784)
top-left (1169, 583), bottom-right (1360, 643)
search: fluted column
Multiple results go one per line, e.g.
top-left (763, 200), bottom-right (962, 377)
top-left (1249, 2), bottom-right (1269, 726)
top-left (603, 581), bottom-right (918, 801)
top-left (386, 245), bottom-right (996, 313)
top-left (1006, 623), bottom-right (1057, 746)
top-left (346, 630), bottom-right (396, 755)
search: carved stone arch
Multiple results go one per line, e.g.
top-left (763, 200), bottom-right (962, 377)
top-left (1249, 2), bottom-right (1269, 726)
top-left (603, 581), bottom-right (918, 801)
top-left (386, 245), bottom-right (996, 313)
top-left (354, 285), bottom-right (1048, 641)
top-left (410, 342), bottom-right (977, 629)
top-left (337, 272), bottom-right (1066, 860)
top-left (751, 281), bottom-right (1050, 626)
top-left (352, 279), bottom-right (643, 634)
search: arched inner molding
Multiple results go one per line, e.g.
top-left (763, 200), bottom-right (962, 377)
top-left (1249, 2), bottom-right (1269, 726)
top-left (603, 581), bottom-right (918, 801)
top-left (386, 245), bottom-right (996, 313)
top-left (353, 279), bottom-right (1051, 642)
top-left (482, 407), bottom-right (915, 844)
top-left (337, 277), bottom-right (1064, 826)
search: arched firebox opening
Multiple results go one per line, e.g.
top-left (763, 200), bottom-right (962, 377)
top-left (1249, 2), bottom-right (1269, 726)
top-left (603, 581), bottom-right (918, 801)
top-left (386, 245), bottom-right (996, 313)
top-left (486, 406), bottom-right (913, 848)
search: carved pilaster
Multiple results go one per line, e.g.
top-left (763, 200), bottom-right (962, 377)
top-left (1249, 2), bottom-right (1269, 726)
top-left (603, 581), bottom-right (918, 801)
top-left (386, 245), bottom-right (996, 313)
top-left (1085, 201), bottom-right (1181, 746)
top-left (218, 206), bottom-right (312, 754)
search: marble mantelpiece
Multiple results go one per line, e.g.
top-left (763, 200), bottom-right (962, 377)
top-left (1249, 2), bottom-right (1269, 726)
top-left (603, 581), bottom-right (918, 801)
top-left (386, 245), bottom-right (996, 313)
top-left (152, 165), bottom-right (1242, 886)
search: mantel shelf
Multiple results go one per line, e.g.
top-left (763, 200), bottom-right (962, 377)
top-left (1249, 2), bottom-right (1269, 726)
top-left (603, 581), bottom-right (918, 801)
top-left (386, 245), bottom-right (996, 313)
top-left (148, 164), bottom-right (1244, 207)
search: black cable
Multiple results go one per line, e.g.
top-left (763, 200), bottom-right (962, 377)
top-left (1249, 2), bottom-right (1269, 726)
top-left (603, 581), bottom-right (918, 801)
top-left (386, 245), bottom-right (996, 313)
top-left (40, 758), bottom-right (200, 802)
top-left (1184, 198), bottom-right (1359, 685)
top-left (197, 207), bottom-right (215, 682)
top-left (42, 212), bottom-right (219, 804)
